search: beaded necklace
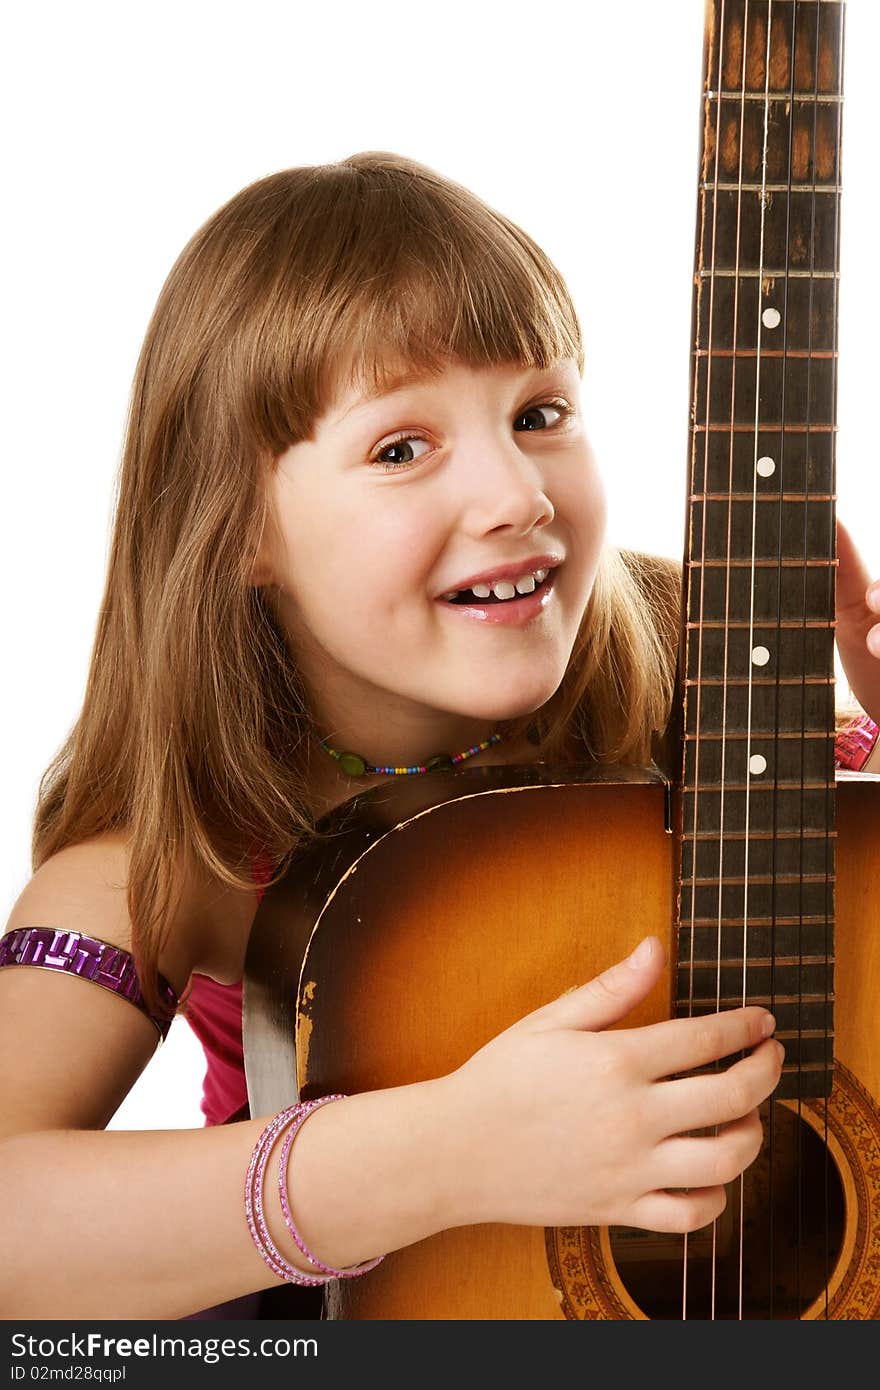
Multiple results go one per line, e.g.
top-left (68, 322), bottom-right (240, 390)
top-left (318, 729), bottom-right (505, 778)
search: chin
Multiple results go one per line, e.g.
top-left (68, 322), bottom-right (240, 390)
top-left (456, 680), bottom-right (565, 725)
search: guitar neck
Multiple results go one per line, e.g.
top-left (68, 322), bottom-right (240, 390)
top-left (677, 0), bottom-right (846, 1099)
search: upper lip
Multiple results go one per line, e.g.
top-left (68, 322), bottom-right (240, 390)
top-left (436, 553), bottom-right (564, 597)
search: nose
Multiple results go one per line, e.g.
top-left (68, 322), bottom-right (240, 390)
top-left (457, 441), bottom-right (555, 539)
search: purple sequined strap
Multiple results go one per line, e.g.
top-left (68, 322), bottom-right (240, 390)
top-left (0, 927), bottom-right (179, 1042)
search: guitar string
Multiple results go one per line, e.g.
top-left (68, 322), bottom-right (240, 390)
top-left (709, 0), bottom-right (752, 1322)
top-left (794, 0), bottom-right (829, 1317)
top-left (738, 0), bottom-right (776, 1324)
top-left (823, 0), bottom-right (846, 1320)
top-left (765, 0), bottom-right (802, 1321)
top-left (803, 0), bottom-right (841, 1319)
top-left (680, 0), bottom-right (728, 1323)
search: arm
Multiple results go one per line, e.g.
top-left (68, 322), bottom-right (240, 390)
top-left (0, 836), bottom-right (461, 1319)
top-left (0, 837), bottom-right (784, 1318)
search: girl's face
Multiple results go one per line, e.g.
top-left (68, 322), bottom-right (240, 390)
top-left (255, 356), bottom-right (606, 760)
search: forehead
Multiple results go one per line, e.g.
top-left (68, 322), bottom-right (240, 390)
top-left (326, 356), bottom-right (579, 426)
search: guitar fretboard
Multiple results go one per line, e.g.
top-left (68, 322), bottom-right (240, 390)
top-left (678, 0), bottom-right (844, 1100)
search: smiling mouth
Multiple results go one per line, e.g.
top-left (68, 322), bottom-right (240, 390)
top-left (441, 568), bottom-right (555, 606)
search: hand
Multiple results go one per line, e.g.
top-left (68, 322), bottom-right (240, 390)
top-left (836, 518), bottom-right (880, 724)
top-left (441, 936), bottom-right (783, 1233)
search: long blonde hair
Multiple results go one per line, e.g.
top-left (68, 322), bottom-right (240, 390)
top-left (32, 152), bottom-right (679, 1020)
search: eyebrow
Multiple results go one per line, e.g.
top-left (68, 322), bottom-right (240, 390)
top-left (335, 363), bottom-right (572, 425)
top-left (335, 368), bottom-right (437, 423)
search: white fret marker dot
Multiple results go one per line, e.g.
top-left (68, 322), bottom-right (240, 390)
top-left (749, 754), bottom-right (768, 776)
top-left (756, 456), bottom-right (776, 477)
top-left (752, 645), bottom-right (771, 666)
top-left (762, 307), bottom-right (781, 329)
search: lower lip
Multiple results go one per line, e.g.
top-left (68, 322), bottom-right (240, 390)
top-left (435, 570), bottom-right (557, 626)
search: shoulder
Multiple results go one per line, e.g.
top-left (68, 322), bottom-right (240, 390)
top-left (6, 831), bottom-right (259, 991)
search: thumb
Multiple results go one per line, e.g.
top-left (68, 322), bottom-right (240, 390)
top-left (528, 936), bottom-right (665, 1034)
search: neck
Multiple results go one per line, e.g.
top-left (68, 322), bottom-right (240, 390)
top-left (317, 711), bottom-right (514, 770)
top-left (303, 719), bottom-right (544, 821)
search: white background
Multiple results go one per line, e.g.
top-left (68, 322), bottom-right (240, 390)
top-left (2, 0), bottom-right (877, 1131)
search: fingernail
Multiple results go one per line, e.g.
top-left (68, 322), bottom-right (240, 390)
top-left (868, 626), bottom-right (880, 657)
top-left (761, 1013), bottom-right (776, 1037)
top-left (628, 937), bottom-right (654, 968)
top-left (867, 582), bottom-right (880, 612)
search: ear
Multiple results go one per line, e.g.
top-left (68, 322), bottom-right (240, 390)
top-left (250, 553), bottom-right (275, 588)
top-left (249, 508), bottom-right (278, 589)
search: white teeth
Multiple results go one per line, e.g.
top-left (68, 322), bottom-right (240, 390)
top-left (441, 565), bottom-right (554, 603)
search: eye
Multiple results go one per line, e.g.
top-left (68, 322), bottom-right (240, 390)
top-left (368, 397), bottom-right (575, 473)
top-left (371, 435), bottom-right (433, 471)
top-left (514, 400), bottom-right (572, 432)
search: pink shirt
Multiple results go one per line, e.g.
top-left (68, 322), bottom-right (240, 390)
top-left (181, 852), bottom-right (273, 1127)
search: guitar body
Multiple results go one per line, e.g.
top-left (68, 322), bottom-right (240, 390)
top-left (243, 764), bottom-right (880, 1319)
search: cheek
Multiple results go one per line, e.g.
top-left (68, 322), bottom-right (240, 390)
top-left (285, 498), bottom-right (438, 624)
top-left (562, 457), bottom-right (607, 553)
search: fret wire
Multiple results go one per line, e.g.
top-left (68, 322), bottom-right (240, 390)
top-left (705, 91), bottom-right (843, 103)
top-left (687, 559), bottom-right (836, 569)
top-left (692, 424), bottom-right (837, 433)
top-left (773, 1030), bottom-right (832, 1041)
top-left (684, 996), bottom-right (833, 1009)
top-left (722, 1064), bottom-right (833, 1076)
top-left (697, 270), bottom-right (839, 280)
top-left (685, 619), bottom-right (836, 629)
top-left (678, 955), bottom-right (834, 967)
top-left (682, 781), bottom-right (836, 791)
top-left (701, 182), bottom-right (841, 193)
top-left (682, 873), bottom-right (834, 885)
top-left (690, 493), bottom-right (835, 502)
top-left (688, 829), bottom-right (836, 841)
top-left (686, 911), bottom-right (828, 922)
top-left (685, 676), bottom-right (834, 686)
top-left (693, 348), bottom-right (838, 358)
top-left (685, 680), bottom-right (834, 690)
top-left (684, 729), bottom-right (836, 738)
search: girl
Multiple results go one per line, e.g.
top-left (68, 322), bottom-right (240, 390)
top-left (1, 151), bottom-right (878, 1321)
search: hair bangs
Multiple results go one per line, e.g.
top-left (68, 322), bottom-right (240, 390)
top-left (233, 153), bottom-right (585, 449)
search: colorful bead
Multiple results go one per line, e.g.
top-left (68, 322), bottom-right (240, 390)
top-left (338, 751), bottom-right (368, 777)
top-left (319, 730), bottom-right (504, 776)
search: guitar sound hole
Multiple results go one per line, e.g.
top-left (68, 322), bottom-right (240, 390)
top-left (608, 1101), bottom-right (846, 1319)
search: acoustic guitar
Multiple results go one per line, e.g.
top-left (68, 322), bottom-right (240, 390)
top-left (243, 0), bottom-right (880, 1318)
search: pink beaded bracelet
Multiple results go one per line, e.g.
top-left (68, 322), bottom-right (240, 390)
top-left (245, 1096), bottom-right (385, 1287)
top-left (277, 1095), bottom-right (385, 1280)
top-left (245, 1103), bottom-right (330, 1287)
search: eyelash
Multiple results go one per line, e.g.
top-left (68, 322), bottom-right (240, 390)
top-left (369, 397), bottom-right (575, 473)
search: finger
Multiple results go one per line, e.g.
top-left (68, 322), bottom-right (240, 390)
top-left (623, 1005), bottom-right (775, 1080)
top-left (652, 1110), bottom-right (763, 1191)
top-left (624, 1185), bottom-right (727, 1235)
top-left (527, 936), bottom-right (665, 1034)
top-left (836, 517), bottom-right (874, 617)
top-left (655, 1038), bottom-right (784, 1133)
